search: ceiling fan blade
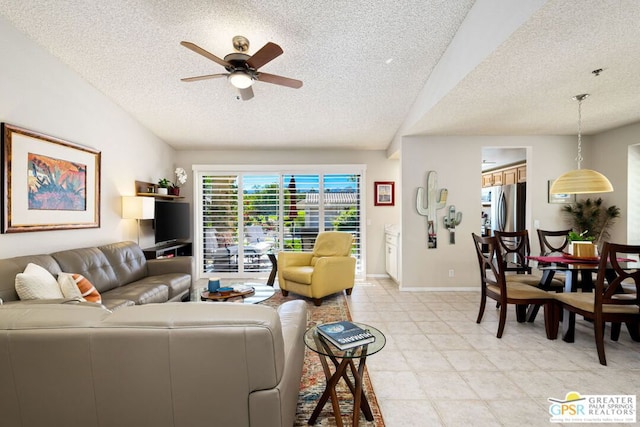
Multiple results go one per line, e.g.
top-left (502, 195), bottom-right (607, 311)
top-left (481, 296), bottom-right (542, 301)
top-left (257, 72), bottom-right (303, 89)
top-left (238, 87), bottom-right (254, 101)
top-left (246, 42), bottom-right (283, 69)
top-left (180, 41), bottom-right (231, 68)
top-left (181, 73), bottom-right (228, 82)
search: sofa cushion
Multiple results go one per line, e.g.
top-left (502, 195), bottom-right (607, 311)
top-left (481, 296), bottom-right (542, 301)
top-left (132, 274), bottom-right (191, 300)
top-left (15, 263), bottom-right (64, 300)
top-left (57, 273), bottom-right (85, 300)
top-left (1, 256), bottom-right (62, 302)
top-left (100, 283), bottom-right (169, 305)
top-left (98, 242), bottom-right (147, 286)
top-left (100, 298), bottom-right (136, 311)
top-left (52, 247), bottom-right (119, 293)
top-left (281, 266), bottom-right (314, 285)
top-left (63, 273), bottom-right (102, 304)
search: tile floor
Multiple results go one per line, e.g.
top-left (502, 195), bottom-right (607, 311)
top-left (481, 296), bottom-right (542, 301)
top-left (346, 277), bottom-right (640, 427)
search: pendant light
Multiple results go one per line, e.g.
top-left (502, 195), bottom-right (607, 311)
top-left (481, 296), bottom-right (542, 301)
top-left (550, 94), bottom-right (613, 195)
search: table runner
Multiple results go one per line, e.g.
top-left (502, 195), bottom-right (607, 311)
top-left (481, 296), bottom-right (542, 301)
top-left (527, 255), bottom-right (635, 264)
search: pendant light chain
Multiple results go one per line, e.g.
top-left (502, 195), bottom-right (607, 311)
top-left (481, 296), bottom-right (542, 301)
top-left (576, 97), bottom-right (584, 169)
top-left (575, 95), bottom-right (585, 169)
top-left (549, 93), bottom-right (613, 195)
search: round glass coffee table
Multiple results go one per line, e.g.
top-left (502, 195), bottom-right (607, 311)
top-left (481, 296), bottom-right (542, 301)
top-left (304, 322), bottom-right (385, 426)
top-left (200, 284), bottom-right (275, 304)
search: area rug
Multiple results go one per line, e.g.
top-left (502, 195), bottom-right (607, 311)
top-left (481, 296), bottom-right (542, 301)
top-left (262, 291), bottom-right (385, 426)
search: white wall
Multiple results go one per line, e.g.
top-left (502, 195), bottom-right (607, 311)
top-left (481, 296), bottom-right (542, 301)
top-left (174, 149), bottom-right (400, 275)
top-left (0, 15), bottom-right (175, 257)
top-left (400, 134), bottom-right (584, 290)
top-left (591, 121), bottom-right (640, 244)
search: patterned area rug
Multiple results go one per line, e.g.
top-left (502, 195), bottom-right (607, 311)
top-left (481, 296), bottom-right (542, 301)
top-left (262, 291), bottom-right (385, 427)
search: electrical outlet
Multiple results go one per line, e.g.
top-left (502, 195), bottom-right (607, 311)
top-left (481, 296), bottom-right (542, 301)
top-left (534, 220), bottom-right (540, 229)
top-left (448, 269), bottom-right (454, 277)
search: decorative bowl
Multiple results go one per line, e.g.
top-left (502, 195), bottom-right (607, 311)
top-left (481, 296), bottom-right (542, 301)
top-left (217, 287), bottom-right (234, 296)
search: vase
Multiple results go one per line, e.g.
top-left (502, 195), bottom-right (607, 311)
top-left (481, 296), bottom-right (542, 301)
top-left (169, 187), bottom-right (180, 196)
top-left (569, 241), bottom-right (597, 258)
top-left (157, 187), bottom-right (168, 195)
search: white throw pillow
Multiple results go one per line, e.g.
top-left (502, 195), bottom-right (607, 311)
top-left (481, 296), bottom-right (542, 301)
top-left (57, 272), bottom-right (86, 300)
top-left (15, 263), bottom-right (64, 300)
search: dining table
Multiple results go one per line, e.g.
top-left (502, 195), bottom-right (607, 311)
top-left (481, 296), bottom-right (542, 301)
top-left (526, 253), bottom-right (637, 342)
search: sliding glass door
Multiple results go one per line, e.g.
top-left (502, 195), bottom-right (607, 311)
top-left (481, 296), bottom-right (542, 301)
top-left (195, 166), bottom-right (364, 279)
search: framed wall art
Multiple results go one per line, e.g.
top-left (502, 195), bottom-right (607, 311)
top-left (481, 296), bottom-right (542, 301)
top-left (374, 181), bottom-right (395, 206)
top-left (2, 123), bottom-right (101, 233)
top-left (548, 180), bottom-right (576, 204)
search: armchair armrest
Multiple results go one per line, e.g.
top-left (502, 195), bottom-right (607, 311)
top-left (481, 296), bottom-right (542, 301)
top-left (312, 256), bottom-right (356, 283)
top-left (147, 256), bottom-right (193, 276)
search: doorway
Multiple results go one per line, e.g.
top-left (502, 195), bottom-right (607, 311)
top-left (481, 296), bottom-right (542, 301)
top-left (481, 148), bottom-right (527, 237)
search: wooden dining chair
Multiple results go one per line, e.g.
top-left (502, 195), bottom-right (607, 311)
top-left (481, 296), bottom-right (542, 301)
top-left (553, 242), bottom-right (640, 365)
top-left (471, 233), bottom-right (558, 339)
top-left (537, 229), bottom-right (571, 256)
top-left (494, 230), bottom-right (564, 290)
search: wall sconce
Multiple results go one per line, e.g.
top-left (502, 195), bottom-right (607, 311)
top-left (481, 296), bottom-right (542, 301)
top-left (121, 196), bottom-right (155, 244)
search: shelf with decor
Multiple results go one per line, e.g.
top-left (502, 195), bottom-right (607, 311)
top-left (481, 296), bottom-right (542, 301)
top-left (135, 180), bottom-right (184, 200)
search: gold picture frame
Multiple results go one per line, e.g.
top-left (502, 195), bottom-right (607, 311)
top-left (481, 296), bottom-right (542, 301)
top-left (2, 123), bottom-right (101, 233)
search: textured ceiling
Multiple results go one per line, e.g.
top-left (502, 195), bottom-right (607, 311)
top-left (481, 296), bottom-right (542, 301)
top-left (1, 1), bottom-right (639, 152)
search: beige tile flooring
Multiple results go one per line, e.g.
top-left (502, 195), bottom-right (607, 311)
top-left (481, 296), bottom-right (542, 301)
top-left (346, 278), bottom-right (640, 427)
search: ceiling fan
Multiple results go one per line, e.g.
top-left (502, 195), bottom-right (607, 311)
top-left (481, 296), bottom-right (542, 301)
top-left (180, 36), bottom-right (303, 101)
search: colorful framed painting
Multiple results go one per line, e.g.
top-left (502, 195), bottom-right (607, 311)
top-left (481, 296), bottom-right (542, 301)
top-left (548, 180), bottom-right (576, 204)
top-left (374, 181), bottom-right (395, 206)
top-left (2, 123), bottom-right (101, 233)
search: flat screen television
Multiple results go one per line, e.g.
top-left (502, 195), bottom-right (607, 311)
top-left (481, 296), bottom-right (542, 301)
top-left (154, 200), bottom-right (190, 244)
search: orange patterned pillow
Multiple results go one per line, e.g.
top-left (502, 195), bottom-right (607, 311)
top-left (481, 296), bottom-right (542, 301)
top-left (71, 274), bottom-right (101, 303)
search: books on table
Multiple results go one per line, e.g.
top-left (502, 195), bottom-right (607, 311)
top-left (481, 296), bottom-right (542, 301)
top-left (316, 321), bottom-right (375, 350)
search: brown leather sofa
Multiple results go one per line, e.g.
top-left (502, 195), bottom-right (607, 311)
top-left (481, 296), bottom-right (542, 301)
top-left (0, 299), bottom-right (308, 427)
top-left (0, 241), bottom-right (192, 310)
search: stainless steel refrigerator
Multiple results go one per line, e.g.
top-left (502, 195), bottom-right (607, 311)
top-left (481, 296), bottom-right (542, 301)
top-left (489, 183), bottom-right (526, 233)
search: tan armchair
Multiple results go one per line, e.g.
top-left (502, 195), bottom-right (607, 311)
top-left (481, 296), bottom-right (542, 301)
top-left (278, 231), bottom-right (355, 306)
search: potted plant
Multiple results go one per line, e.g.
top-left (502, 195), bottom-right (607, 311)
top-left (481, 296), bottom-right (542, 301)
top-left (562, 197), bottom-right (621, 254)
top-left (170, 167), bottom-right (187, 196)
top-left (157, 178), bottom-right (171, 195)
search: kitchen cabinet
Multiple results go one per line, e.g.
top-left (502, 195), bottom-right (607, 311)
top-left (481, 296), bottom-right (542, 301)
top-left (517, 165), bottom-right (527, 183)
top-left (482, 163), bottom-right (526, 188)
top-left (385, 225), bottom-right (400, 283)
top-left (492, 171), bottom-right (504, 186)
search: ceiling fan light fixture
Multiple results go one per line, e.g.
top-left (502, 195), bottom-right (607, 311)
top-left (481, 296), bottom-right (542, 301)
top-left (228, 70), bottom-right (254, 89)
top-left (550, 94), bottom-right (613, 195)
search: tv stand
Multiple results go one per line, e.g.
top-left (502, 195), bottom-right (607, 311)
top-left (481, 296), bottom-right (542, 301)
top-left (143, 241), bottom-right (192, 260)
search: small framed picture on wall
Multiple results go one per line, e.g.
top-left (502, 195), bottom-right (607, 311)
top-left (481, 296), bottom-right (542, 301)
top-left (374, 181), bottom-right (395, 206)
top-left (548, 180), bottom-right (576, 204)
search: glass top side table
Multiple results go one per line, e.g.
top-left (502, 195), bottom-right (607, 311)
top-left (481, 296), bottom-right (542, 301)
top-left (304, 322), bottom-right (385, 426)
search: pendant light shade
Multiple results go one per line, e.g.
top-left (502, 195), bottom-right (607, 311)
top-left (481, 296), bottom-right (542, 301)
top-left (549, 169), bottom-right (613, 194)
top-left (550, 94), bottom-right (613, 195)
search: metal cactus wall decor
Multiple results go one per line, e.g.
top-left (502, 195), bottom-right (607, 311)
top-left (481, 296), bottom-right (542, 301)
top-left (443, 205), bottom-right (463, 244)
top-left (416, 171), bottom-right (448, 248)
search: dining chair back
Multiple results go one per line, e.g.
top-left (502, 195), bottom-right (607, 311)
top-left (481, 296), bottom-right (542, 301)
top-left (493, 230), bottom-right (532, 273)
top-left (537, 229), bottom-right (571, 256)
top-left (471, 233), bottom-right (558, 339)
top-left (494, 230), bottom-right (564, 291)
top-left (554, 242), bottom-right (640, 365)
